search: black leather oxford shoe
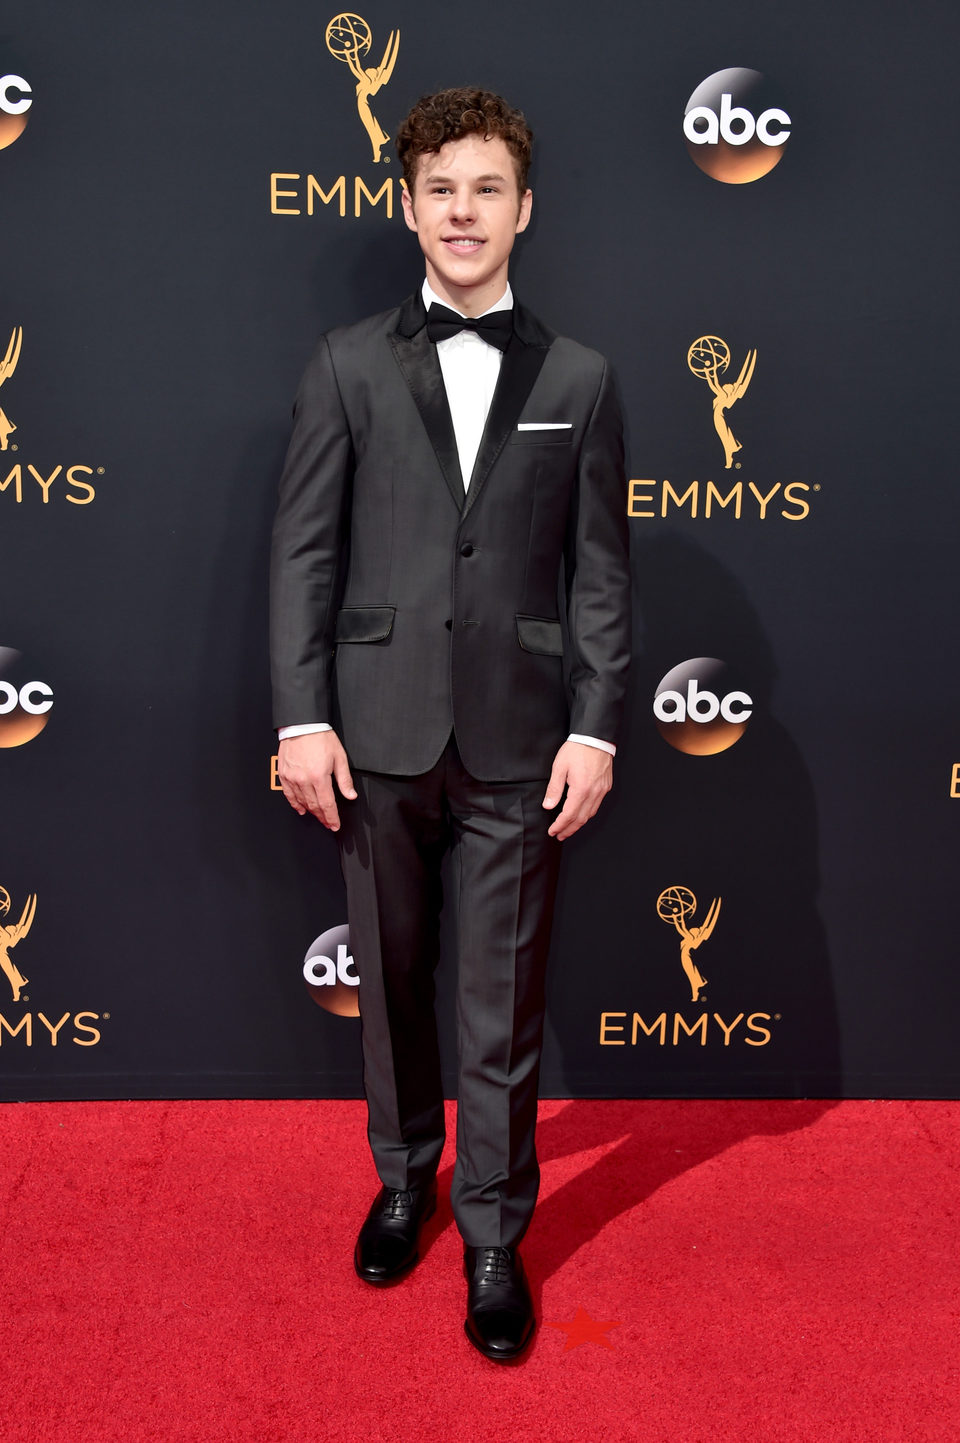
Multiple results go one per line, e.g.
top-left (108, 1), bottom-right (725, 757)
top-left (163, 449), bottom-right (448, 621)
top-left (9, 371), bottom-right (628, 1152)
top-left (353, 1183), bottom-right (437, 1285)
top-left (463, 1246), bottom-right (535, 1362)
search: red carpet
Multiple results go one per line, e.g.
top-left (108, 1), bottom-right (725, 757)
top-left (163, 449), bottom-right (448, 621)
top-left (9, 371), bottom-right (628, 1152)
top-left (0, 1098), bottom-right (956, 1442)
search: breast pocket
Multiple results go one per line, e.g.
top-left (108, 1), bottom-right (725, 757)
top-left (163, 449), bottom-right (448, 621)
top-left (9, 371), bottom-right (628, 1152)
top-left (508, 427), bottom-right (576, 446)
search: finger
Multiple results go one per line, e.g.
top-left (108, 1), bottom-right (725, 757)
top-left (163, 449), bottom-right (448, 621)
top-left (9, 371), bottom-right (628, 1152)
top-left (548, 799), bottom-right (586, 840)
top-left (314, 773), bottom-right (345, 831)
top-left (301, 779), bottom-right (339, 836)
top-left (548, 814), bottom-right (581, 840)
top-left (548, 780), bottom-right (606, 839)
top-left (542, 761), bottom-right (567, 811)
top-left (547, 781), bottom-right (587, 838)
top-left (279, 776), bottom-right (307, 816)
top-left (333, 751), bottom-right (357, 801)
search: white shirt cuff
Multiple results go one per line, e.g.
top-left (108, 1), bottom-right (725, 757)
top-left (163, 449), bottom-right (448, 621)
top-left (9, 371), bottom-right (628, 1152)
top-left (277, 724), bottom-right (613, 756)
top-left (567, 733), bottom-right (616, 757)
top-left (277, 723), bottom-right (332, 740)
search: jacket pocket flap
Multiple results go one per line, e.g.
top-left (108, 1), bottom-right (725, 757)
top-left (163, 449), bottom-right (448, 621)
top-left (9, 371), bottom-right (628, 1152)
top-left (516, 615), bottom-right (563, 656)
top-left (335, 606), bottom-right (396, 644)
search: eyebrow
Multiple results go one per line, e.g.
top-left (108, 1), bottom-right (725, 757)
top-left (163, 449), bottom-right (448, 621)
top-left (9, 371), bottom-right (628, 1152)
top-left (423, 171), bottom-right (510, 185)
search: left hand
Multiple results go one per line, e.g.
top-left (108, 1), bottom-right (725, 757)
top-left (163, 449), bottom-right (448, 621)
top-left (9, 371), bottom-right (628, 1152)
top-left (542, 740), bottom-right (614, 840)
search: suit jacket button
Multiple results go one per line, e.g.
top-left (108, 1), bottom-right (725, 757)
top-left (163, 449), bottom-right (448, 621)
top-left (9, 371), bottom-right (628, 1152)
top-left (459, 543), bottom-right (474, 557)
top-left (444, 619), bottom-right (452, 630)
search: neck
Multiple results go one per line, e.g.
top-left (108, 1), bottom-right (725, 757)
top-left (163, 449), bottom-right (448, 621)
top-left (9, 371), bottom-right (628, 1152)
top-left (424, 269), bottom-right (510, 318)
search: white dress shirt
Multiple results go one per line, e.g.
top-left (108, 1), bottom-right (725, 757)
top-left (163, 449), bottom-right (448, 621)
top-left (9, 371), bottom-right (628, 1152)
top-left (424, 277), bottom-right (509, 488)
top-left (278, 280), bottom-right (614, 758)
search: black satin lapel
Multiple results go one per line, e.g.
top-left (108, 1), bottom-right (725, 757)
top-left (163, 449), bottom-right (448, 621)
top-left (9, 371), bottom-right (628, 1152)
top-left (388, 328), bottom-right (464, 510)
top-left (462, 336), bottom-right (550, 518)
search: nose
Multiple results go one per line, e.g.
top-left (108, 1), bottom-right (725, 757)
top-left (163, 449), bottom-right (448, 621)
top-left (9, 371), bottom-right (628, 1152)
top-left (449, 186), bottom-right (476, 223)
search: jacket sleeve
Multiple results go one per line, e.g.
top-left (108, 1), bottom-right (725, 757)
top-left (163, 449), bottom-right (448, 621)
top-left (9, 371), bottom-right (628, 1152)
top-left (564, 359), bottom-right (632, 746)
top-left (269, 336), bottom-right (354, 729)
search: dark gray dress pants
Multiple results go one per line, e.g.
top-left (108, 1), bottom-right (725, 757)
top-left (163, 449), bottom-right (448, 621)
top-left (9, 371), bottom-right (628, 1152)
top-left (338, 736), bottom-right (562, 1248)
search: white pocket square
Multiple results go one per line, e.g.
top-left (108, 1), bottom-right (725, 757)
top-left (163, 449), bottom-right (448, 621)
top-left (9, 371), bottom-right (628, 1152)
top-left (516, 422), bottom-right (573, 431)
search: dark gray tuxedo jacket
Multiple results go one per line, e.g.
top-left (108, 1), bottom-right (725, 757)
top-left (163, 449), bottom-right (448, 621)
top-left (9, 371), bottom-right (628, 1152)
top-left (270, 290), bottom-right (630, 781)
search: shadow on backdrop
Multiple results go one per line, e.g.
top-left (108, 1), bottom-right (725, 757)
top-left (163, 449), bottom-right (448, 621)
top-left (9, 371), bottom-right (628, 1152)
top-left (543, 531), bottom-right (841, 1098)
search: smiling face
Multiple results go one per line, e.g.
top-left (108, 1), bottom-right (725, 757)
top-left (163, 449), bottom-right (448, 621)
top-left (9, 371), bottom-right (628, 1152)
top-left (401, 134), bottom-right (532, 317)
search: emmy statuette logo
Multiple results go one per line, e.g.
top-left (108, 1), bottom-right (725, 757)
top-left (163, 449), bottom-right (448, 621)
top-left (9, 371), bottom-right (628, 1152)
top-left (0, 885), bottom-right (35, 1004)
top-left (269, 14), bottom-right (403, 220)
top-left (0, 326), bottom-right (21, 451)
top-left (326, 13), bottom-right (400, 164)
top-left (628, 325), bottom-right (818, 525)
top-left (0, 883), bottom-right (109, 1048)
top-left (0, 74), bottom-right (31, 150)
top-left (657, 886), bottom-right (721, 1004)
top-left (0, 325), bottom-right (102, 506)
top-left (597, 886), bottom-right (777, 1052)
top-left (688, 335), bottom-right (756, 471)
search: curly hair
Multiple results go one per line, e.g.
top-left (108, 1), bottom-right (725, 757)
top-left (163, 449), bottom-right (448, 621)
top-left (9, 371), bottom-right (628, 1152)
top-left (396, 87), bottom-right (533, 193)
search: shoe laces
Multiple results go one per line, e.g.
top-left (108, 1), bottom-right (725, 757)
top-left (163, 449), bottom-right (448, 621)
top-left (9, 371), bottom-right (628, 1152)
top-left (477, 1247), bottom-right (514, 1285)
top-left (382, 1189), bottom-right (416, 1218)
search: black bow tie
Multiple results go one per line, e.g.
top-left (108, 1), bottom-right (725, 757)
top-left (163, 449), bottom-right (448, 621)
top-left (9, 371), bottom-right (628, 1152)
top-left (426, 303), bottom-right (513, 352)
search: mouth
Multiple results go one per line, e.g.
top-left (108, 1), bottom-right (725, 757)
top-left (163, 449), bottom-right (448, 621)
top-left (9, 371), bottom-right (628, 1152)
top-left (443, 237), bottom-right (484, 251)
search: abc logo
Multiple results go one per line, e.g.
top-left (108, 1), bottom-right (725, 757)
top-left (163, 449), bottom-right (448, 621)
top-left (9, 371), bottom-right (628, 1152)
top-left (0, 75), bottom-right (32, 151)
top-left (0, 647), bottom-right (53, 748)
top-left (654, 658), bottom-right (752, 755)
top-left (684, 68), bottom-right (790, 184)
top-left (303, 924), bottom-right (360, 1017)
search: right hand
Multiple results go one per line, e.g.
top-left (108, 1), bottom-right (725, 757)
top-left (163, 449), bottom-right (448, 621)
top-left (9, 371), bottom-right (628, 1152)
top-left (277, 731), bottom-right (357, 831)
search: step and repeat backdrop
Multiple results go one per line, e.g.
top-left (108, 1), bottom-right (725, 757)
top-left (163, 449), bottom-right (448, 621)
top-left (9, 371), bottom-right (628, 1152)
top-left (1, 0), bottom-right (956, 1099)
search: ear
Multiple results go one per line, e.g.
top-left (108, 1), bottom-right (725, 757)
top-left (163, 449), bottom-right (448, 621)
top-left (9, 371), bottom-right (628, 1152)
top-left (401, 185), bottom-right (418, 233)
top-left (516, 188), bottom-right (533, 234)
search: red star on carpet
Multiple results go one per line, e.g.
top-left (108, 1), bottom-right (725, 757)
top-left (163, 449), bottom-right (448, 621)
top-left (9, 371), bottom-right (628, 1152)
top-left (546, 1307), bottom-right (623, 1351)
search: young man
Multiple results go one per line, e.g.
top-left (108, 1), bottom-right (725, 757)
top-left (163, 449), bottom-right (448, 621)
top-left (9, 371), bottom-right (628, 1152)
top-left (270, 88), bottom-right (630, 1361)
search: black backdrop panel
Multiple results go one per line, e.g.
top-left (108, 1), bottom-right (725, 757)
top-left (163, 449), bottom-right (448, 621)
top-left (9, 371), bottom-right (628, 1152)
top-left (0, 0), bottom-right (956, 1098)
